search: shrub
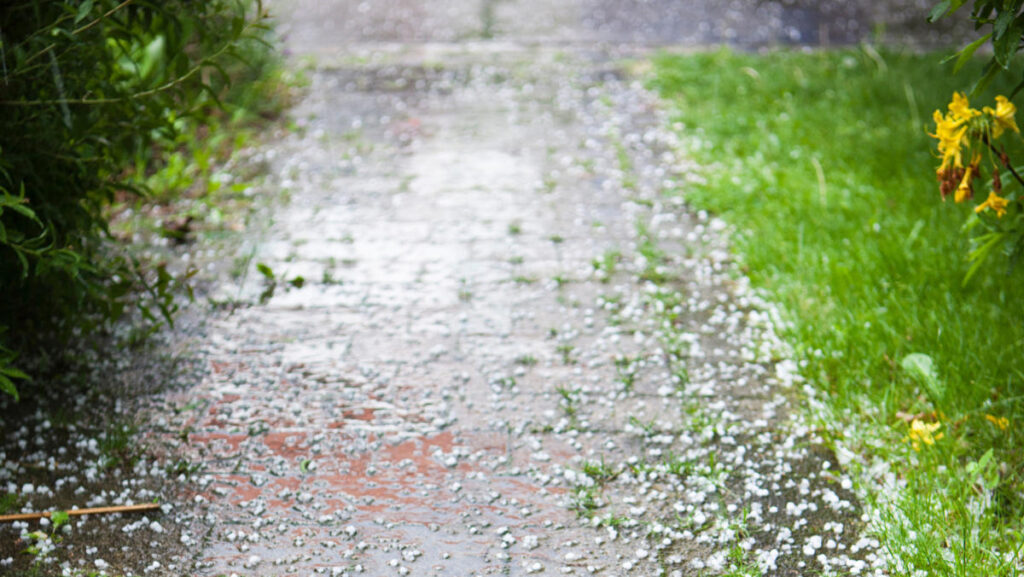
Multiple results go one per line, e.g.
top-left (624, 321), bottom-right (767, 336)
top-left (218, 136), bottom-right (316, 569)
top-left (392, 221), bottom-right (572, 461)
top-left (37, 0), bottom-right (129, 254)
top-left (0, 0), bottom-right (272, 399)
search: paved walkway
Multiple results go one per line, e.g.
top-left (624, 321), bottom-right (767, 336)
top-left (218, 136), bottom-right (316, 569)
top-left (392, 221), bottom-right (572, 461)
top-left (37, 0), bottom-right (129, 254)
top-left (139, 2), bottom-right (903, 576)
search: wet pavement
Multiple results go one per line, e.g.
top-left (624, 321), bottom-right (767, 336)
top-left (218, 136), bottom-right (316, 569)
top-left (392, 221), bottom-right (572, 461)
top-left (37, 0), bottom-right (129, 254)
top-left (133, 1), bottom-right (925, 575)
top-left (1, 1), bottom-right (960, 576)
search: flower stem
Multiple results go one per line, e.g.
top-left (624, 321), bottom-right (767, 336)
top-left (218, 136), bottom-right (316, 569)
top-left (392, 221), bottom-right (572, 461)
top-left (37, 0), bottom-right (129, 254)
top-left (983, 137), bottom-right (1024, 189)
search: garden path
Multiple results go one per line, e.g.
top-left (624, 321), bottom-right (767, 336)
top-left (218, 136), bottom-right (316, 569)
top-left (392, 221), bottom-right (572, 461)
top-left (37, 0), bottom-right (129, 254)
top-left (139, 2), bottom-right (922, 575)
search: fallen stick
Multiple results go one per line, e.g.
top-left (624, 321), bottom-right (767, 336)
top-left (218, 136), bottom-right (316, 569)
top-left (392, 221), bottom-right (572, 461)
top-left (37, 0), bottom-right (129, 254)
top-left (0, 503), bottom-right (161, 522)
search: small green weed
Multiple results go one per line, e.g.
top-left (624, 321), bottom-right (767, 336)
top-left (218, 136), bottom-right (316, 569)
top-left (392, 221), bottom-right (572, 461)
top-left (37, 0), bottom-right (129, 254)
top-left (662, 452), bottom-right (695, 478)
top-left (628, 415), bottom-right (658, 437)
top-left (0, 493), bottom-right (19, 515)
top-left (458, 278), bottom-right (473, 302)
top-left (556, 343), bottom-right (576, 365)
top-left (614, 355), bottom-right (639, 393)
top-left (627, 458), bottom-right (656, 476)
top-left (255, 262), bottom-right (306, 304)
top-left (166, 458), bottom-right (204, 478)
top-left (99, 421), bottom-right (140, 469)
top-left (514, 354), bottom-right (538, 367)
top-left (50, 511), bottom-right (70, 533)
top-left (722, 542), bottom-right (759, 577)
top-left (635, 219), bottom-right (669, 283)
top-left (322, 269), bottom-right (344, 286)
top-left (555, 385), bottom-right (580, 428)
top-left (613, 139), bottom-right (634, 177)
top-left (495, 376), bottom-right (517, 389)
top-left (595, 513), bottom-right (629, 528)
top-left (592, 249), bottom-right (621, 282)
top-left (581, 457), bottom-right (618, 484)
top-left (570, 486), bottom-right (600, 518)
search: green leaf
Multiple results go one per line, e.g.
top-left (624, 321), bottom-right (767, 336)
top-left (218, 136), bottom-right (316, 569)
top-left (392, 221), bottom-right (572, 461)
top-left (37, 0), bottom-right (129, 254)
top-left (0, 375), bottom-right (19, 402)
top-left (15, 249), bottom-right (29, 278)
top-left (50, 510), bottom-right (70, 529)
top-left (0, 366), bottom-right (30, 380)
top-left (300, 459), bottom-right (311, 473)
top-left (929, 0), bottom-right (953, 22)
top-left (198, 81), bottom-right (225, 111)
top-left (994, 6), bottom-right (1014, 38)
top-left (156, 264), bottom-right (173, 288)
top-left (140, 35), bottom-right (166, 80)
top-left (963, 231), bottom-right (1005, 285)
top-left (5, 201), bottom-right (39, 223)
top-left (256, 263), bottom-right (274, 280)
top-left (951, 33), bottom-right (992, 73)
top-left (993, 12), bottom-right (1024, 68)
top-left (970, 58), bottom-right (1003, 96)
top-left (1010, 75), bottom-right (1024, 100)
top-left (901, 353), bottom-right (945, 403)
top-left (967, 448), bottom-right (999, 490)
top-left (976, 448), bottom-right (994, 471)
top-left (930, 0), bottom-right (968, 22)
top-left (75, 0), bottom-right (94, 24)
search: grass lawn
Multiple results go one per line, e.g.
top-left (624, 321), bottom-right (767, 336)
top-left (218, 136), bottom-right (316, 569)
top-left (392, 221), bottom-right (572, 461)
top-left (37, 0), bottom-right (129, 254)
top-left (652, 48), bottom-right (1024, 576)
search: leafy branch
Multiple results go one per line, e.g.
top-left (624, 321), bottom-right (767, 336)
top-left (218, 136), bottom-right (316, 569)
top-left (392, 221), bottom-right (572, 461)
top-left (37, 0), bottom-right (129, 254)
top-left (931, 0), bottom-right (1024, 95)
top-left (2, 15), bottom-right (265, 106)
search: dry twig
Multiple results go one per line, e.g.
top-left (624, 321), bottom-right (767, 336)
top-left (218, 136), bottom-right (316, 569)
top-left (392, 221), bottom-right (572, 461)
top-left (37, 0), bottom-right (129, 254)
top-left (0, 503), bottom-right (160, 522)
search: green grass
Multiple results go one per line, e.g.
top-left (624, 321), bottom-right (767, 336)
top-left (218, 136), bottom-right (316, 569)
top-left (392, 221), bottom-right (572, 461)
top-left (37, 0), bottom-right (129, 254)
top-left (652, 48), bottom-right (1024, 576)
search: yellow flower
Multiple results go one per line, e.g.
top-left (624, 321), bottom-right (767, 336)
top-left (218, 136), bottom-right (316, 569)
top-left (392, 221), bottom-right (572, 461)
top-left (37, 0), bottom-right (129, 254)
top-left (984, 95), bottom-right (1019, 139)
top-left (931, 109), bottom-right (968, 172)
top-left (985, 414), bottom-right (1010, 431)
top-left (975, 191), bottom-right (1010, 217)
top-left (955, 164), bottom-right (975, 203)
top-left (949, 92), bottom-right (982, 122)
top-left (906, 419), bottom-right (944, 451)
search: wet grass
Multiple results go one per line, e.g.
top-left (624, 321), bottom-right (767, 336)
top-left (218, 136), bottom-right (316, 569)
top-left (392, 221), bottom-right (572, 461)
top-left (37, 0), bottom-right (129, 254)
top-left (652, 48), bottom-right (1024, 576)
